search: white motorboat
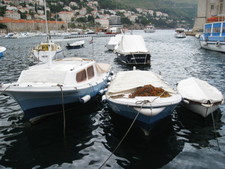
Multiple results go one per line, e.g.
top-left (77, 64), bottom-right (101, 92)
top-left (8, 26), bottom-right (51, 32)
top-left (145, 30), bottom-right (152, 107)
top-left (0, 46), bottom-right (6, 58)
top-left (175, 28), bottom-right (186, 38)
top-left (199, 21), bottom-right (225, 52)
top-left (0, 57), bottom-right (112, 122)
top-left (66, 40), bottom-right (85, 49)
top-left (104, 69), bottom-right (182, 134)
top-left (105, 34), bottom-right (122, 51)
top-left (31, 41), bottom-right (63, 63)
top-left (144, 25), bottom-right (156, 33)
top-left (31, 0), bottom-right (62, 63)
top-left (114, 35), bottom-right (151, 65)
top-left (177, 77), bottom-right (224, 118)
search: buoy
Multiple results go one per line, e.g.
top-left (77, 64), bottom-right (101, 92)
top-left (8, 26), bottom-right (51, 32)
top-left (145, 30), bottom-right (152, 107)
top-left (81, 95), bottom-right (91, 103)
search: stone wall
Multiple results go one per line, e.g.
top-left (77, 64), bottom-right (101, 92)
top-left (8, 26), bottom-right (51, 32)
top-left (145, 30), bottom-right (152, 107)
top-left (4, 22), bottom-right (67, 32)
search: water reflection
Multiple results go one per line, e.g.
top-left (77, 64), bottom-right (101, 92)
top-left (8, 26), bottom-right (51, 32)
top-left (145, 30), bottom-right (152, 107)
top-left (0, 100), bottom-right (102, 168)
top-left (175, 105), bottom-right (223, 149)
top-left (100, 107), bottom-right (184, 169)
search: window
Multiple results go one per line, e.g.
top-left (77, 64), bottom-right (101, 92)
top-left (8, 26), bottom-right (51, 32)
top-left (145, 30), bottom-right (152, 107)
top-left (211, 4), bottom-right (214, 9)
top-left (205, 28), bottom-right (211, 33)
top-left (87, 66), bottom-right (94, 79)
top-left (213, 27), bottom-right (220, 33)
top-left (76, 70), bottom-right (87, 82)
top-left (222, 27), bottom-right (225, 33)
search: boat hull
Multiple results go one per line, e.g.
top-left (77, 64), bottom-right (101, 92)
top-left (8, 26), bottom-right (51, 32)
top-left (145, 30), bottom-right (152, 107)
top-left (181, 101), bottom-right (219, 118)
top-left (117, 53), bottom-right (151, 65)
top-left (32, 50), bottom-right (63, 63)
top-left (66, 44), bottom-right (84, 50)
top-left (107, 99), bottom-right (179, 132)
top-left (3, 80), bottom-right (108, 122)
top-left (200, 40), bottom-right (225, 52)
top-left (0, 46), bottom-right (6, 57)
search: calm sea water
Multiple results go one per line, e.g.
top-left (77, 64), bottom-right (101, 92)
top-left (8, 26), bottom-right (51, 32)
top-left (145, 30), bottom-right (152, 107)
top-left (0, 30), bottom-right (225, 169)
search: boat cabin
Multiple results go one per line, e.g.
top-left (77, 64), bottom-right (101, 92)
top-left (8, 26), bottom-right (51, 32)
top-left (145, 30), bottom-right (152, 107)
top-left (17, 58), bottom-right (109, 87)
top-left (202, 21), bottom-right (225, 41)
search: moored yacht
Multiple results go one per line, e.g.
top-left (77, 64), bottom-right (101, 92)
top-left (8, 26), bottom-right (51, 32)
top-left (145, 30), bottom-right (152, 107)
top-left (199, 20), bottom-right (225, 52)
top-left (0, 57), bottom-right (112, 122)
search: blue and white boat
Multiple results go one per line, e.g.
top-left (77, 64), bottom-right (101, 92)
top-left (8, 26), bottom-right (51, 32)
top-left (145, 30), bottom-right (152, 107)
top-left (199, 21), bottom-right (225, 52)
top-left (0, 46), bottom-right (6, 58)
top-left (0, 57), bottom-right (112, 122)
top-left (104, 69), bottom-right (181, 135)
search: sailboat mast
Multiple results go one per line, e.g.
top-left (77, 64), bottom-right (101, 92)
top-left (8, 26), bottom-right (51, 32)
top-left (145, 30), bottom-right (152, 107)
top-left (44, 0), bottom-right (49, 35)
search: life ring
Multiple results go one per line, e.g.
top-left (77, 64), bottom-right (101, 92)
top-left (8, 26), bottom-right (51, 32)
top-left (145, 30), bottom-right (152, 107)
top-left (216, 41), bottom-right (221, 47)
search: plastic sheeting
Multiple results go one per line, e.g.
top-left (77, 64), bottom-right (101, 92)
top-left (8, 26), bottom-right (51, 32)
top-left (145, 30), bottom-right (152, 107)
top-left (107, 70), bottom-right (175, 96)
top-left (177, 77), bottom-right (224, 104)
top-left (114, 35), bottom-right (149, 54)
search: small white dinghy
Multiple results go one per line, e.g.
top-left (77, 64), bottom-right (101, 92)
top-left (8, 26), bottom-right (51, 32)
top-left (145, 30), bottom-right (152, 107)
top-left (177, 77), bottom-right (224, 118)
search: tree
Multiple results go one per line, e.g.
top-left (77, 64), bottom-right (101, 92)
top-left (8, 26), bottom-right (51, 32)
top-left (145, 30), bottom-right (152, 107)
top-left (76, 17), bottom-right (87, 22)
top-left (87, 15), bottom-right (94, 23)
top-left (0, 6), bottom-right (6, 16)
top-left (121, 17), bottom-right (132, 25)
top-left (0, 23), bottom-right (7, 29)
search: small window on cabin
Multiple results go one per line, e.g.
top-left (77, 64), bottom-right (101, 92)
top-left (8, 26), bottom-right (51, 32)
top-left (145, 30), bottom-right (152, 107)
top-left (87, 66), bottom-right (95, 79)
top-left (213, 27), bottom-right (220, 33)
top-left (76, 69), bottom-right (87, 82)
top-left (223, 27), bottom-right (225, 33)
top-left (211, 5), bottom-right (214, 9)
top-left (205, 28), bottom-right (211, 33)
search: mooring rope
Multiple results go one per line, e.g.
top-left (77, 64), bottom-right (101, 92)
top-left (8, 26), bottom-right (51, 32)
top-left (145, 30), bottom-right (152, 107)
top-left (57, 84), bottom-right (66, 138)
top-left (0, 84), bottom-right (11, 95)
top-left (210, 108), bottom-right (220, 151)
top-left (98, 106), bottom-right (142, 169)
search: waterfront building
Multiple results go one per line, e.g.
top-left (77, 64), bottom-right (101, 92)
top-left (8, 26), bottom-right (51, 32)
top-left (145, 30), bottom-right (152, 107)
top-left (193, 0), bottom-right (225, 31)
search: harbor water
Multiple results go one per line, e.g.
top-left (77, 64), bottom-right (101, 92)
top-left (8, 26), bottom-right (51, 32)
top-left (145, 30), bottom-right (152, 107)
top-left (0, 30), bottom-right (225, 169)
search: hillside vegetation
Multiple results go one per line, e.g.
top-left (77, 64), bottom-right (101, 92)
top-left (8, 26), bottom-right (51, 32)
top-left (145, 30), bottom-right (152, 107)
top-left (120, 0), bottom-right (197, 9)
top-left (98, 0), bottom-right (197, 27)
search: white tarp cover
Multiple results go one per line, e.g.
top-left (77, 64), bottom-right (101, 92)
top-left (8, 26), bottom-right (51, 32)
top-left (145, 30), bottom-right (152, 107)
top-left (177, 77), bottom-right (223, 104)
top-left (18, 69), bottom-right (66, 84)
top-left (107, 70), bottom-right (174, 96)
top-left (108, 35), bottom-right (122, 46)
top-left (69, 40), bottom-right (85, 46)
top-left (115, 35), bottom-right (149, 54)
top-left (106, 35), bottom-right (122, 50)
